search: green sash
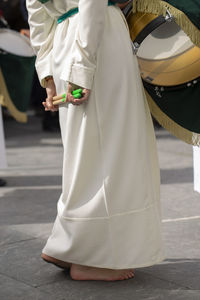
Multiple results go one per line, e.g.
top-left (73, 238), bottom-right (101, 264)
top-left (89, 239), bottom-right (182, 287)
top-left (37, 0), bottom-right (50, 3)
top-left (58, 1), bottom-right (114, 24)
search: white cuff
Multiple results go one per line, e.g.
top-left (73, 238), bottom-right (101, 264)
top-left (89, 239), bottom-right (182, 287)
top-left (61, 63), bottom-right (95, 90)
top-left (35, 59), bottom-right (53, 88)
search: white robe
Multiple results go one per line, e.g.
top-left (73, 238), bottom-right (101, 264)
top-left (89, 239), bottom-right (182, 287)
top-left (0, 105), bottom-right (7, 169)
top-left (27, 0), bottom-right (165, 269)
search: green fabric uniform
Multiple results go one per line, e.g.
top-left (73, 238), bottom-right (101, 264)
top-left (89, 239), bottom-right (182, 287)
top-left (165, 0), bottom-right (200, 30)
top-left (0, 53), bottom-right (35, 123)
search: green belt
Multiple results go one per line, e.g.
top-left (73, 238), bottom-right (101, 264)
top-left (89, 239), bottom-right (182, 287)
top-left (57, 1), bottom-right (115, 24)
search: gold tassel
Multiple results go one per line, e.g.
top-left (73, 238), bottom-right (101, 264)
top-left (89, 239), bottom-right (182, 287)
top-left (145, 91), bottom-right (200, 147)
top-left (132, 0), bottom-right (137, 13)
top-left (135, 0), bottom-right (200, 47)
top-left (0, 69), bottom-right (27, 123)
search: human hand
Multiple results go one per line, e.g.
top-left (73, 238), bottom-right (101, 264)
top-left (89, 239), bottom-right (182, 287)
top-left (66, 83), bottom-right (90, 106)
top-left (20, 29), bottom-right (30, 38)
top-left (42, 78), bottom-right (58, 112)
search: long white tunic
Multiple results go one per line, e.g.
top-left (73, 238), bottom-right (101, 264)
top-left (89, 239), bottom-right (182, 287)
top-left (27, 0), bottom-right (165, 269)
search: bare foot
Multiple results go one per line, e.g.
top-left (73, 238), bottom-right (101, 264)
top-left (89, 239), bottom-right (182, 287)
top-left (70, 264), bottom-right (134, 281)
top-left (41, 253), bottom-right (71, 270)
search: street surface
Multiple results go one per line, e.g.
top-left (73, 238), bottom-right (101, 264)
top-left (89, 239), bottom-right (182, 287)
top-left (0, 115), bottom-right (200, 299)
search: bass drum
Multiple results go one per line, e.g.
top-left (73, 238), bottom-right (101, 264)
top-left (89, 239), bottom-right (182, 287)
top-left (0, 28), bottom-right (35, 122)
top-left (124, 5), bottom-right (200, 86)
top-left (123, 4), bottom-right (200, 145)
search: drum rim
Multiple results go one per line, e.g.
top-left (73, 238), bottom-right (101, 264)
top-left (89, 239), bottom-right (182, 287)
top-left (143, 76), bottom-right (200, 91)
top-left (133, 14), bottom-right (166, 45)
top-left (0, 28), bottom-right (35, 57)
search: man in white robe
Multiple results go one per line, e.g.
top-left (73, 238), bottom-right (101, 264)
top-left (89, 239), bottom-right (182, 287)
top-left (27, 0), bottom-right (165, 281)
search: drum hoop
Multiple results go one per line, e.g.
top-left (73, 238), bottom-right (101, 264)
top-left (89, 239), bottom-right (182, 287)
top-left (133, 15), bottom-right (166, 45)
top-left (0, 48), bottom-right (35, 60)
top-left (143, 76), bottom-right (200, 92)
top-left (0, 28), bottom-right (35, 57)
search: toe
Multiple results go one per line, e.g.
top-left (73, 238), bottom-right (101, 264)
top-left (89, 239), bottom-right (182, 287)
top-left (123, 273), bottom-right (129, 280)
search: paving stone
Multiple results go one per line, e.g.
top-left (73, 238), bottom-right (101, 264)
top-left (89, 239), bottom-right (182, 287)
top-left (160, 184), bottom-right (200, 220)
top-left (0, 274), bottom-right (59, 300)
top-left (142, 258), bottom-right (200, 290)
top-left (163, 221), bottom-right (200, 259)
top-left (8, 223), bottom-right (53, 240)
top-left (0, 239), bottom-right (67, 287)
top-left (0, 116), bottom-right (199, 299)
top-left (0, 225), bottom-right (34, 247)
top-left (39, 270), bottom-right (199, 300)
top-left (160, 167), bottom-right (193, 185)
top-left (1, 175), bottom-right (62, 187)
top-left (0, 188), bottom-right (59, 225)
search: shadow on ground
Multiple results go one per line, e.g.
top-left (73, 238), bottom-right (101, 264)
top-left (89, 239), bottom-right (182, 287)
top-left (160, 167), bottom-right (193, 184)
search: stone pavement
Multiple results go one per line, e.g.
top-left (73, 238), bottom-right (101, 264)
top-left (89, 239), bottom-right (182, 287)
top-left (0, 115), bottom-right (200, 300)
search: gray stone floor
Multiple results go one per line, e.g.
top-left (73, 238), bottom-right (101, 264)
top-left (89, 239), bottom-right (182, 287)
top-left (0, 115), bottom-right (200, 300)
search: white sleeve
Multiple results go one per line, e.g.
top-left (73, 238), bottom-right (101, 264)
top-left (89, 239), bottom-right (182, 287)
top-left (64, 0), bottom-right (108, 89)
top-left (26, 0), bottom-right (56, 87)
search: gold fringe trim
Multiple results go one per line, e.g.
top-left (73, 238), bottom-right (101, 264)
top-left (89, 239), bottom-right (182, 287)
top-left (134, 0), bottom-right (200, 47)
top-left (145, 90), bottom-right (200, 146)
top-left (0, 68), bottom-right (27, 123)
top-left (132, 0), bottom-right (137, 13)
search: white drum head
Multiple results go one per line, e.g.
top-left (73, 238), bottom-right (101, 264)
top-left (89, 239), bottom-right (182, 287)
top-left (137, 20), bottom-right (194, 60)
top-left (0, 29), bottom-right (35, 57)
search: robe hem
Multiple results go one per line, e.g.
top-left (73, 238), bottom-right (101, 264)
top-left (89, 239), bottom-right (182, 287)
top-left (41, 250), bottom-right (165, 270)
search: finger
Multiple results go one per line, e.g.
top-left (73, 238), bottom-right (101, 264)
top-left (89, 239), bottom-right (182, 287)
top-left (46, 99), bottom-right (54, 109)
top-left (67, 83), bottom-right (73, 94)
top-left (42, 102), bottom-right (48, 107)
top-left (45, 100), bottom-right (59, 112)
top-left (71, 98), bottom-right (88, 105)
top-left (65, 85), bottom-right (73, 103)
top-left (73, 89), bottom-right (90, 103)
top-left (46, 98), bottom-right (58, 110)
top-left (76, 92), bottom-right (89, 103)
top-left (70, 93), bottom-right (89, 105)
top-left (67, 93), bottom-right (74, 103)
top-left (52, 103), bottom-right (59, 110)
top-left (82, 89), bottom-right (90, 100)
top-left (43, 102), bottom-right (49, 111)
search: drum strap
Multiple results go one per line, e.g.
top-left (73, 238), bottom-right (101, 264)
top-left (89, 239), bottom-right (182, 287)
top-left (57, 1), bottom-right (115, 24)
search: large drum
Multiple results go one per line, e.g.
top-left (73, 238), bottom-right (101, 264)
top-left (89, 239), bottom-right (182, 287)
top-left (124, 3), bottom-right (200, 146)
top-left (0, 28), bottom-right (35, 122)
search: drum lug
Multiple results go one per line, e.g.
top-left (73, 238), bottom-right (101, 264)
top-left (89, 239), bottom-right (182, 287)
top-left (132, 42), bottom-right (140, 54)
top-left (187, 80), bottom-right (198, 88)
top-left (155, 86), bottom-right (164, 98)
top-left (165, 9), bottom-right (174, 22)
